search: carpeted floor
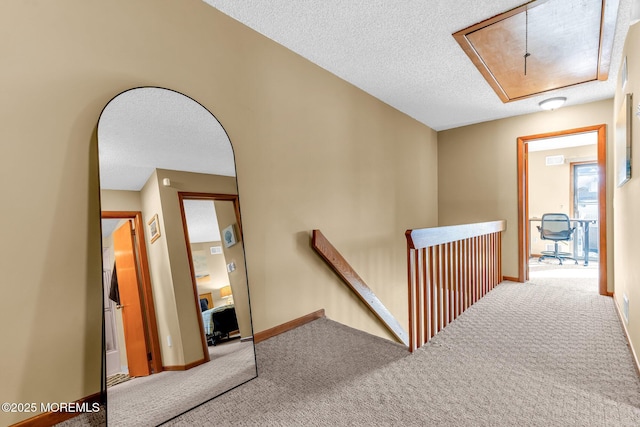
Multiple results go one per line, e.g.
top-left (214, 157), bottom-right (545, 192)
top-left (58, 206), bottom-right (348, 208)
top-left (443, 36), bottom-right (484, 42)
top-left (106, 340), bottom-right (256, 426)
top-left (57, 340), bottom-right (256, 427)
top-left (60, 270), bottom-right (640, 426)
top-left (529, 258), bottom-right (599, 297)
top-left (167, 278), bottom-right (640, 426)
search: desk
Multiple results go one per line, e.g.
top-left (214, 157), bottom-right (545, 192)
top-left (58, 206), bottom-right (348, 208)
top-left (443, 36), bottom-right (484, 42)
top-left (529, 218), bottom-right (597, 266)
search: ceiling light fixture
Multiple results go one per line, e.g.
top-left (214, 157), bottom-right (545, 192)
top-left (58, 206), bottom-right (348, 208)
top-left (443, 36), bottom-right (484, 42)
top-left (539, 97), bottom-right (567, 110)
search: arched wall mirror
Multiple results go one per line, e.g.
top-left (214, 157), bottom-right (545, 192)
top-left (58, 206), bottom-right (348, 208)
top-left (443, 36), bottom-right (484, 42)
top-left (97, 87), bottom-right (257, 426)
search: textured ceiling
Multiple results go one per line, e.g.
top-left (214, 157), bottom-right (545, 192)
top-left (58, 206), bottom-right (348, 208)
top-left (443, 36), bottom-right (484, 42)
top-left (98, 87), bottom-right (235, 191)
top-left (97, 2), bottom-right (633, 240)
top-left (454, 0), bottom-right (615, 102)
top-left (203, 0), bottom-right (633, 130)
top-left (98, 88), bottom-right (235, 243)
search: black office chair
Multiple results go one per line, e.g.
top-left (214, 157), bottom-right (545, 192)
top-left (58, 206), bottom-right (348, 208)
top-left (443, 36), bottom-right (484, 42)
top-left (536, 213), bottom-right (578, 265)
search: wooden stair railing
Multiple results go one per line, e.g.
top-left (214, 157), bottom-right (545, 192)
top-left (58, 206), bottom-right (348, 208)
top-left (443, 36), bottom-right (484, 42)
top-left (406, 220), bottom-right (506, 352)
top-left (312, 230), bottom-right (409, 347)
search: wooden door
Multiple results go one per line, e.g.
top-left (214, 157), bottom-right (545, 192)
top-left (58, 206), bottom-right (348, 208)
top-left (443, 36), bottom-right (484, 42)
top-left (113, 221), bottom-right (151, 377)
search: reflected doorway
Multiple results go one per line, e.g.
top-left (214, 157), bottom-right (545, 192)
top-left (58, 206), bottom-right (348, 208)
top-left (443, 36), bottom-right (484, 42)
top-left (101, 211), bottom-right (162, 382)
top-left (179, 193), bottom-right (254, 359)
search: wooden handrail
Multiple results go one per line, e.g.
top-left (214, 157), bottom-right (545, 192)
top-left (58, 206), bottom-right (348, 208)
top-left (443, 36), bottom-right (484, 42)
top-left (312, 230), bottom-right (409, 347)
top-left (406, 220), bottom-right (506, 352)
top-left (407, 220), bottom-right (506, 249)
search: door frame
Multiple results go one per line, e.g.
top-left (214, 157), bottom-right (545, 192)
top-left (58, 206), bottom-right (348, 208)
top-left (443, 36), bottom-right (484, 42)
top-left (177, 192), bottom-right (243, 361)
top-left (517, 124), bottom-right (608, 295)
top-left (102, 211), bottom-right (163, 374)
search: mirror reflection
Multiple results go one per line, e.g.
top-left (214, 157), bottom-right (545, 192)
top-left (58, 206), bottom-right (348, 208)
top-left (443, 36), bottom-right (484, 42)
top-left (97, 87), bottom-right (257, 426)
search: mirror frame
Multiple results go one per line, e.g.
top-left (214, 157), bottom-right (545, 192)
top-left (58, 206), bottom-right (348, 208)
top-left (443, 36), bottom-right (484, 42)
top-left (96, 86), bottom-right (257, 424)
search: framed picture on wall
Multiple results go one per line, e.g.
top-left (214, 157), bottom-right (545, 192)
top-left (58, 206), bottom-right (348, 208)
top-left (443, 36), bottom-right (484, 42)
top-left (616, 93), bottom-right (633, 187)
top-left (148, 214), bottom-right (161, 243)
top-left (222, 224), bottom-right (237, 248)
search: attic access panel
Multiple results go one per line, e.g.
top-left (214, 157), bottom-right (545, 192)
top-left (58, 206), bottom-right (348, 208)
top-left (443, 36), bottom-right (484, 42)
top-left (453, 0), bottom-right (620, 103)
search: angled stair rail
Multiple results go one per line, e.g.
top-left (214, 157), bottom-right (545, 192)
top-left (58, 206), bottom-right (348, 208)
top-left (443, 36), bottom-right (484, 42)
top-left (312, 229), bottom-right (409, 347)
top-left (406, 220), bottom-right (506, 352)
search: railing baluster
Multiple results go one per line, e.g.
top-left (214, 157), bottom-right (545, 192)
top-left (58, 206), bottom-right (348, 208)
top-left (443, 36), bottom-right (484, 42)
top-left (406, 220), bottom-right (505, 351)
top-left (410, 249), bottom-right (424, 347)
top-left (454, 240), bottom-right (460, 319)
top-left (474, 236), bottom-right (479, 303)
top-left (485, 235), bottom-right (489, 294)
top-left (482, 235), bottom-right (487, 294)
top-left (472, 236), bottom-right (477, 304)
top-left (478, 237), bottom-right (482, 298)
top-left (444, 243), bottom-right (450, 326)
top-left (492, 232), bottom-right (497, 288)
top-left (464, 239), bottom-right (469, 310)
top-left (450, 242), bottom-right (455, 320)
top-left (430, 246), bottom-right (435, 339)
top-left (484, 235), bottom-right (488, 294)
top-left (423, 248), bottom-right (429, 345)
top-left (408, 248), bottom-right (415, 352)
top-left (490, 235), bottom-right (494, 288)
top-left (480, 236), bottom-right (484, 297)
top-left (435, 245), bottom-right (442, 333)
top-left (498, 231), bottom-right (502, 281)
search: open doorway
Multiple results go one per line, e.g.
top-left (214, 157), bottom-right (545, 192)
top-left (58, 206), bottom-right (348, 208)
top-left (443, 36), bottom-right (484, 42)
top-left (517, 125), bottom-right (608, 295)
top-left (101, 211), bottom-right (162, 384)
top-left (178, 192), bottom-right (253, 361)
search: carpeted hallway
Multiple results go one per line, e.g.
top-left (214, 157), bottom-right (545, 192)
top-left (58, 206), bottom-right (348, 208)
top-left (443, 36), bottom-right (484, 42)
top-left (165, 275), bottom-right (640, 426)
top-left (61, 271), bottom-right (640, 426)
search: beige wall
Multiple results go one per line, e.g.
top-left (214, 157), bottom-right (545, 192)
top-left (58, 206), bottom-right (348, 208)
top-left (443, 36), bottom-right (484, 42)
top-left (438, 99), bottom-right (613, 281)
top-left (141, 170), bottom-right (190, 367)
top-left (214, 200), bottom-right (252, 338)
top-left (0, 1), bottom-right (437, 423)
top-left (191, 241), bottom-right (231, 304)
top-left (101, 190), bottom-right (143, 212)
top-left (529, 145), bottom-right (597, 255)
top-left (613, 22), bottom-right (640, 365)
